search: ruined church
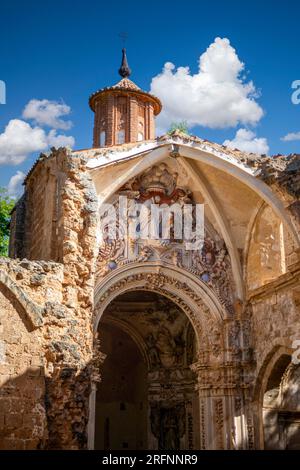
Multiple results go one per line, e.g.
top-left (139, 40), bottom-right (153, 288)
top-left (1, 49), bottom-right (300, 450)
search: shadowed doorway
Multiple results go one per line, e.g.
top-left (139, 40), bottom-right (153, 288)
top-left (95, 290), bottom-right (198, 450)
top-left (263, 355), bottom-right (300, 450)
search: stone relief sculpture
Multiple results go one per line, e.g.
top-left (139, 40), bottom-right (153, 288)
top-left (95, 163), bottom-right (235, 313)
top-left (146, 333), bottom-right (161, 368)
top-left (186, 324), bottom-right (196, 365)
top-left (146, 326), bottom-right (185, 369)
top-left (150, 403), bottom-right (186, 450)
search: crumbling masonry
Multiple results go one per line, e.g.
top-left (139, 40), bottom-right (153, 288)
top-left (1, 51), bottom-right (300, 450)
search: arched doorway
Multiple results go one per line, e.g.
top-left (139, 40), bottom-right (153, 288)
top-left (94, 290), bottom-right (198, 450)
top-left (262, 354), bottom-right (300, 449)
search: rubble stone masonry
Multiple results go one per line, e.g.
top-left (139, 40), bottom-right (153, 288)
top-left (1, 149), bottom-right (99, 449)
top-left (2, 136), bottom-right (300, 450)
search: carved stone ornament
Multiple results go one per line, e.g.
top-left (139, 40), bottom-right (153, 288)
top-left (96, 271), bottom-right (224, 358)
top-left (96, 163), bottom-right (235, 314)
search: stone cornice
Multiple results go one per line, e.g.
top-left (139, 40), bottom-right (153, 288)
top-left (247, 260), bottom-right (300, 302)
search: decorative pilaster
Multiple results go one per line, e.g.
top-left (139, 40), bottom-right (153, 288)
top-left (191, 360), bottom-right (252, 450)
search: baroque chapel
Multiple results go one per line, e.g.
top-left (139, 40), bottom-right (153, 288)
top-left (1, 49), bottom-right (300, 450)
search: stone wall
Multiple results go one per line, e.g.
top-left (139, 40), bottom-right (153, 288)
top-left (4, 142), bottom-right (300, 450)
top-left (251, 278), bottom-right (300, 375)
top-left (1, 148), bottom-right (99, 449)
top-left (9, 194), bottom-right (26, 259)
top-left (0, 258), bottom-right (63, 449)
top-left (245, 257), bottom-right (300, 448)
top-left (10, 150), bottom-right (67, 262)
top-left (46, 149), bottom-right (99, 449)
top-left (247, 205), bottom-right (286, 291)
top-left (0, 290), bottom-right (45, 450)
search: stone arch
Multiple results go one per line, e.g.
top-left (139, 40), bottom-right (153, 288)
top-left (93, 286), bottom-right (204, 450)
top-left (243, 199), bottom-right (264, 283)
top-left (95, 159), bottom-right (236, 316)
top-left (89, 262), bottom-right (228, 449)
top-left (94, 262), bottom-right (227, 352)
top-left (178, 145), bottom-right (300, 247)
top-left (92, 144), bottom-right (300, 319)
top-left (101, 314), bottom-right (150, 368)
top-left (94, 144), bottom-right (299, 246)
top-left (253, 344), bottom-right (294, 449)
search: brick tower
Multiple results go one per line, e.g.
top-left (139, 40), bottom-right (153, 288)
top-left (89, 49), bottom-right (162, 148)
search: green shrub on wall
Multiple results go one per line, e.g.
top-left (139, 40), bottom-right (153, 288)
top-left (0, 188), bottom-right (15, 256)
top-left (167, 121), bottom-right (190, 135)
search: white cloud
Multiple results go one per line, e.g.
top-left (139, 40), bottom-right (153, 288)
top-left (223, 128), bottom-right (269, 154)
top-left (281, 131), bottom-right (300, 142)
top-left (7, 171), bottom-right (25, 198)
top-left (0, 119), bottom-right (75, 166)
top-left (47, 129), bottom-right (75, 148)
top-left (22, 99), bottom-right (72, 130)
top-left (0, 119), bottom-right (48, 165)
top-left (151, 37), bottom-right (264, 132)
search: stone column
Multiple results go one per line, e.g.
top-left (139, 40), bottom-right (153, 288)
top-left (192, 361), bottom-right (250, 450)
top-left (147, 368), bottom-right (197, 450)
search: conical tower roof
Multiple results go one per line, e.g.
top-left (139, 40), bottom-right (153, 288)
top-left (89, 49), bottom-right (161, 115)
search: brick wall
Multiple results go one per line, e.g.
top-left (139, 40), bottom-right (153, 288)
top-left (92, 92), bottom-right (156, 148)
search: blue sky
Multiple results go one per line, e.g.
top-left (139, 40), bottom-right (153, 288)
top-left (0, 0), bottom-right (299, 195)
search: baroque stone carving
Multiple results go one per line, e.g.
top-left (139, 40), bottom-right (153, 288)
top-left (146, 327), bottom-right (185, 368)
top-left (199, 400), bottom-right (206, 449)
top-left (214, 399), bottom-right (224, 450)
top-left (150, 402), bottom-right (186, 450)
top-left (228, 320), bottom-right (242, 357)
top-left (96, 163), bottom-right (235, 313)
top-left (120, 163), bottom-right (188, 203)
top-left (105, 293), bottom-right (188, 370)
top-left (96, 271), bottom-right (223, 357)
